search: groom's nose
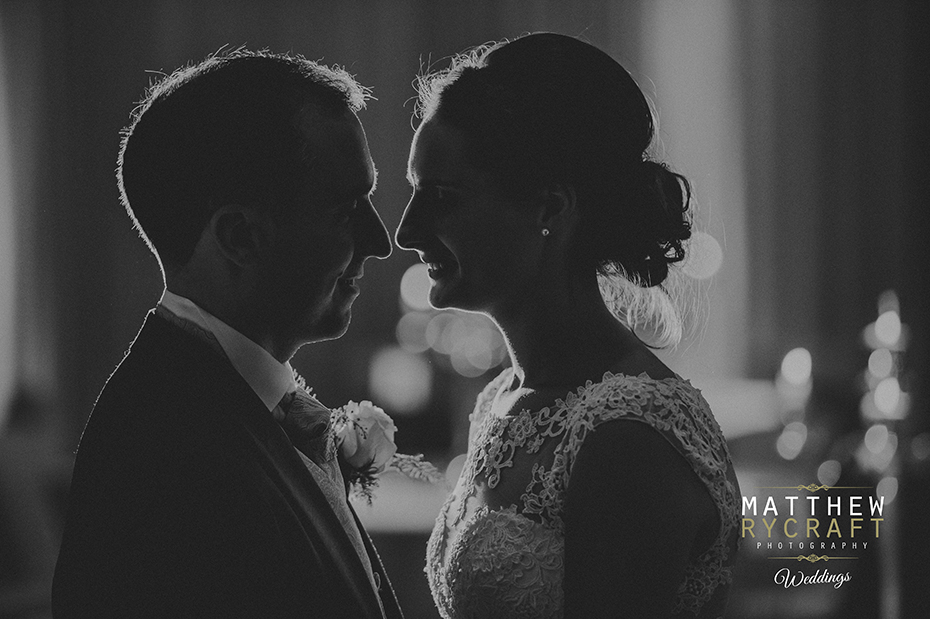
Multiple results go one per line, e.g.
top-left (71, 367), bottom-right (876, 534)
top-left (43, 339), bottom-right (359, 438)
top-left (354, 197), bottom-right (392, 260)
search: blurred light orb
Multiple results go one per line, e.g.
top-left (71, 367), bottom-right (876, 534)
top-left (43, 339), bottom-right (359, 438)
top-left (864, 424), bottom-right (889, 455)
top-left (867, 348), bottom-right (893, 379)
top-left (396, 311), bottom-right (432, 353)
top-left (681, 231), bottom-right (723, 280)
top-left (439, 316), bottom-right (469, 356)
top-left (368, 346), bottom-right (432, 414)
top-left (910, 433), bottom-right (930, 461)
top-left (425, 313), bottom-right (457, 354)
top-left (399, 263), bottom-right (433, 311)
top-left (876, 476), bottom-right (898, 504)
top-left (780, 348), bottom-right (812, 385)
top-left (445, 453), bottom-right (467, 486)
top-left (776, 421), bottom-right (807, 460)
top-left (421, 310), bottom-right (508, 377)
top-left (452, 338), bottom-right (492, 378)
top-left (816, 460), bottom-right (842, 487)
top-left (874, 310), bottom-right (902, 347)
top-left (451, 340), bottom-right (491, 377)
top-left (877, 289), bottom-right (899, 315)
top-left (873, 377), bottom-right (900, 415)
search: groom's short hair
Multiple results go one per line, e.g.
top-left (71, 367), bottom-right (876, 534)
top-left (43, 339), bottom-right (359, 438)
top-left (117, 49), bottom-right (371, 272)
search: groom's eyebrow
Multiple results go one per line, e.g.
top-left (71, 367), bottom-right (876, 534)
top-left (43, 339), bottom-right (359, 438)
top-left (339, 165), bottom-right (377, 200)
top-left (370, 165), bottom-right (379, 193)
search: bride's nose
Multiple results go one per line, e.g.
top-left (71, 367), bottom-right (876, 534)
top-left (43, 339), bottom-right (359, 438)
top-left (394, 193), bottom-right (428, 251)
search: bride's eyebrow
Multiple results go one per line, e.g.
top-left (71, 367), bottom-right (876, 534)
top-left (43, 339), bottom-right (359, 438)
top-left (406, 172), bottom-right (462, 190)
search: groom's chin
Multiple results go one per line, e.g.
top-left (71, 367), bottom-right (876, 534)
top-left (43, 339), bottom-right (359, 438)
top-left (302, 309), bottom-right (353, 345)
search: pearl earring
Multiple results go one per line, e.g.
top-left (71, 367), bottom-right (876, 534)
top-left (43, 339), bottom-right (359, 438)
top-left (541, 228), bottom-right (550, 237)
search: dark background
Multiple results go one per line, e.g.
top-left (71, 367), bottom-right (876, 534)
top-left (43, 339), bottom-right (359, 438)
top-left (1, 1), bottom-right (926, 617)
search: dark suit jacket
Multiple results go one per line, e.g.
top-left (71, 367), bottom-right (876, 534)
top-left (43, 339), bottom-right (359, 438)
top-left (52, 312), bottom-right (403, 618)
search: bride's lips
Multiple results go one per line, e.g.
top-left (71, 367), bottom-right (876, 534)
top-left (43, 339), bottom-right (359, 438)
top-left (423, 256), bottom-right (457, 280)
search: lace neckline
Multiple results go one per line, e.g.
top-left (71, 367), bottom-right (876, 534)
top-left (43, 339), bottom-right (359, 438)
top-left (429, 367), bottom-right (738, 617)
top-left (485, 366), bottom-right (689, 421)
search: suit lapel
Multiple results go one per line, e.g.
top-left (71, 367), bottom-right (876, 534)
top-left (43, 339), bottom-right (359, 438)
top-left (348, 502), bottom-right (405, 619)
top-left (143, 313), bottom-right (387, 618)
top-left (243, 417), bottom-right (387, 617)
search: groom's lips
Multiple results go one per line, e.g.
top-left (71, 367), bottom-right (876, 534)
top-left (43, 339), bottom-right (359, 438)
top-left (337, 267), bottom-right (364, 293)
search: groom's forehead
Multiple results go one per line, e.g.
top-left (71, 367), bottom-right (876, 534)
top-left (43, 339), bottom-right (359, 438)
top-left (298, 108), bottom-right (375, 193)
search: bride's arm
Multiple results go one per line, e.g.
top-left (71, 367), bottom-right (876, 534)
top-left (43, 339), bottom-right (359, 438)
top-left (562, 420), bottom-right (715, 618)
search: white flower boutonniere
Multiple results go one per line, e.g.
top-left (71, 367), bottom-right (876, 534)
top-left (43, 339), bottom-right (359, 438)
top-left (332, 400), bottom-right (444, 504)
top-left (334, 400), bottom-right (398, 474)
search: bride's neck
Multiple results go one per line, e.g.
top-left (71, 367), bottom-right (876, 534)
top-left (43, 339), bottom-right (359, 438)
top-left (491, 270), bottom-right (637, 391)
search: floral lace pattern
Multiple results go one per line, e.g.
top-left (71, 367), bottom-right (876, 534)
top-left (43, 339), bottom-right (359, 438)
top-left (426, 369), bottom-right (740, 618)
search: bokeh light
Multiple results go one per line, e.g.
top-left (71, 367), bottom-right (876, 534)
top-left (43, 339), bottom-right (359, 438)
top-left (864, 424), bottom-right (889, 454)
top-left (445, 453), bottom-right (467, 486)
top-left (876, 476), bottom-right (898, 504)
top-left (873, 377), bottom-right (901, 415)
top-left (857, 426), bottom-right (898, 473)
top-left (399, 263), bottom-right (433, 311)
top-left (419, 310), bottom-right (507, 378)
top-left (874, 310), bottom-right (902, 347)
top-left (867, 348), bottom-right (894, 378)
top-left (680, 230), bottom-right (723, 280)
top-left (428, 314), bottom-right (466, 355)
top-left (816, 460), bottom-right (842, 487)
top-left (450, 320), bottom-right (505, 378)
top-left (877, 289), bottom-right (900, 315)
top-left (780, 347), bottom-right (812, 386)
top-left (395, 311), bottom-right (432, 353)
top-left (368, 345), bottom-right (433, 414)
top-left (910, 433), bottom-right (930, 461)
top-left (776, 421), bottom-right (807, 460)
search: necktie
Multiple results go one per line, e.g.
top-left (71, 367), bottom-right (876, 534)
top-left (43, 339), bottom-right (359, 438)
top-left (278, 389), bottom-right (336, 469)
top-left (277, 389), bottom-right (381, 596)
top-left (156, 304), bottom-right (380, 594)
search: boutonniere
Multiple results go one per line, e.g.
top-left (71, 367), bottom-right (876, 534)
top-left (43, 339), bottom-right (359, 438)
top-left (331, 400), bottom-right (444, 504)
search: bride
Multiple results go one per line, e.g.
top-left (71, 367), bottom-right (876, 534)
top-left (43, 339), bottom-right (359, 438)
top-left (396, 33), bottom-right (740, 618)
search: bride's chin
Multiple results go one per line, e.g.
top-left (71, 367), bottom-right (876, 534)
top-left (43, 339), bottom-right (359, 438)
top-left (428, 286), bottom-right (452, 310)
top-left (428, 278), bottom-right (463, 310)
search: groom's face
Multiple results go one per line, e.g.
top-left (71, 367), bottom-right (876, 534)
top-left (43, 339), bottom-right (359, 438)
top-left (257, 108), bottom-right (391, 348)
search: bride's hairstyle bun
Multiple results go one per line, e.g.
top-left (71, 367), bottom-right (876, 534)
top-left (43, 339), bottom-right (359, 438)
top-left (593, 159), bottom-right (692, 288)
top-left (417, 32), bottom-right (694, 341)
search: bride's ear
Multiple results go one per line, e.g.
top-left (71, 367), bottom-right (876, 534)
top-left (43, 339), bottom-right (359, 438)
top-left (537, 184), bottom-right (577, 231)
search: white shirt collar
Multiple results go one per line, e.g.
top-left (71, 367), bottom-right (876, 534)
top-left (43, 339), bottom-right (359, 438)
top-left (159, 290), bottom-right (296, 412)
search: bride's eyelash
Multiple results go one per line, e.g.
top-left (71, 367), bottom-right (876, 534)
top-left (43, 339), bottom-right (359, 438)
top-left (426, 185), bottom-right (456, 202)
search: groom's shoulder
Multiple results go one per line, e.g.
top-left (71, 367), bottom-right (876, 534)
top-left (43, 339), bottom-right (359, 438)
top-left (72, 310), bottom-right (267, 502)
top-left (84, 311), bottom-right (244, 452)
top-left (97, 310), bottom-right (228, 407)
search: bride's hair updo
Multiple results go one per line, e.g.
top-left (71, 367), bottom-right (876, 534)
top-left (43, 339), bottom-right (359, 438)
top-left (415, 32), bottom-right (693, 345)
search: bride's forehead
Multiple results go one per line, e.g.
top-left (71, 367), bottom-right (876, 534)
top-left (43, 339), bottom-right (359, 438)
top-left (408, 120), bottom-right (480, 182)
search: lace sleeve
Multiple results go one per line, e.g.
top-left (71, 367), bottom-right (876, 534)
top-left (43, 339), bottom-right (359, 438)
top-left (555, 373), bottom-right (740, 616)
top-left (556, 373), bottom-right (732, 496)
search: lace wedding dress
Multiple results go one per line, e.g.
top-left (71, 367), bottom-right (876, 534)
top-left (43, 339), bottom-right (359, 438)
top-left (426, 369), bottom-right (740, 618)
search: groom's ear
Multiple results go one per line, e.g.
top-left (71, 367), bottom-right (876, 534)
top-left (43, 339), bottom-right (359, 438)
top-left (209, 205), bottom-right (274, 268)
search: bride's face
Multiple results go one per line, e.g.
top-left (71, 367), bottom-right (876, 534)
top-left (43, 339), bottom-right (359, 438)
top-left (396, 119), bottom-right (543, 314)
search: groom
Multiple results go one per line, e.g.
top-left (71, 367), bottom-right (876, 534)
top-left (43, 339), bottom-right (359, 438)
top-left (52, 51), bottom-right (402, 618)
